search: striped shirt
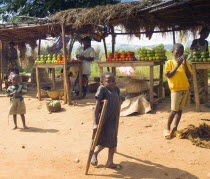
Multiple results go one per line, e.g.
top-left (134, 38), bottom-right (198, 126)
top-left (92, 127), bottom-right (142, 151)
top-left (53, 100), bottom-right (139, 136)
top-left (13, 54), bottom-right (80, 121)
top-left (5, 85), bottom-right (27, 101)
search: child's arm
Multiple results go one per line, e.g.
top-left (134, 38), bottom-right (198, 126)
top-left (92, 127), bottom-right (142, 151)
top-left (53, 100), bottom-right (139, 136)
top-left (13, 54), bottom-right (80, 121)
top-left (166, 58), bottom-right (183, 78)
top-left (93, 99), bottom-right (102, 130)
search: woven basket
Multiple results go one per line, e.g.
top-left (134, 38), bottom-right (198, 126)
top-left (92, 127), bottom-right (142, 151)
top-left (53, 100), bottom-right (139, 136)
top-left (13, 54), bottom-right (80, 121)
top-left (36, 89), bottom-right (49, 98)
top-left (126, 79), bottom-right (149, 93)
top-left (47, 91), bottom-right (62, 100)
top-left (46, 102), bottom-right (61, 112)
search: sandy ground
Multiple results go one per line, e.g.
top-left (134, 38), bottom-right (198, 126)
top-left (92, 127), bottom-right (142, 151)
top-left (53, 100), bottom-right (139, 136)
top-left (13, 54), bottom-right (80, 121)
top-left (0, 85), bottom-right (209, 179)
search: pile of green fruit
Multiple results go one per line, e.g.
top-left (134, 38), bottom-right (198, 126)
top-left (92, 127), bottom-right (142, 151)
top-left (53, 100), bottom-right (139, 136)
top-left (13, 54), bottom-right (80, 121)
top-left (137, 49), bottom-right (167, 61)
top-left (191, 51), bottom-right (210, 62)
top-left (35, 54), bottom-right (58, 64)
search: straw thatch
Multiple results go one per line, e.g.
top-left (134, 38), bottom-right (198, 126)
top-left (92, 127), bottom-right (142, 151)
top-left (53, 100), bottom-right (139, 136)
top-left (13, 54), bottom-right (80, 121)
top-left (52, 0), bottom-right (210, 34)
top-left (0, 0), bottom-right (210, 43)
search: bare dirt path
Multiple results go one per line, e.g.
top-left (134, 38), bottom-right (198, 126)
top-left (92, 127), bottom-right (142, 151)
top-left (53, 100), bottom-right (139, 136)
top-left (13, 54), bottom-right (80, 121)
top-left (0, 87), bottom-right (209, 179)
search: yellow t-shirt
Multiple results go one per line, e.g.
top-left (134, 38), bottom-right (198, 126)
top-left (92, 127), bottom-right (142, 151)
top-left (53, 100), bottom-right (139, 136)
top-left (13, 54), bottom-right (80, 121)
top-left (164, 60), bottom-right (193, 92)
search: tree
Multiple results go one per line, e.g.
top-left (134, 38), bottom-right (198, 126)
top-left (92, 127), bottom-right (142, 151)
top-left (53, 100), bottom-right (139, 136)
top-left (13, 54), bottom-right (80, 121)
top-left (0, 0), bottom-right (120, 22)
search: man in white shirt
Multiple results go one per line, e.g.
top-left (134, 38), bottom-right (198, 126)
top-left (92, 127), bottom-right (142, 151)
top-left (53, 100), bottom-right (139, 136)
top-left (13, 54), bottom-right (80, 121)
top-left (75, 36), bottom-right (96, 98)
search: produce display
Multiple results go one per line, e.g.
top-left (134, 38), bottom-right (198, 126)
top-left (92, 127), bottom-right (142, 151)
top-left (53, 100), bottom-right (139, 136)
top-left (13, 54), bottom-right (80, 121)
top-left (106, 51), bottom-right (136, 61)
top-left (106, 50), bottom-right (167, 62)
top-left (191, 51), bottom-right (210, 62)
top-left (35, 54), bottom-right (80, 64)
top-left (137, 49), bottom-right (167, 61)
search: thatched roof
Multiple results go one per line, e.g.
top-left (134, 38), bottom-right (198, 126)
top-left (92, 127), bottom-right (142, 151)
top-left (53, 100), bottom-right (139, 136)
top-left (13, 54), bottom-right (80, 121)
top-left (0, 0), bottom-right (210, 43)
top-left (52, 0), bottom-right (210, 34)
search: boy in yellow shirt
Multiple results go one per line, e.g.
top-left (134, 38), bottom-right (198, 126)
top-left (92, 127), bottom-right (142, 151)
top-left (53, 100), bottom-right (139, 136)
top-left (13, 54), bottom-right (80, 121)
top-left (164, 43), bottom-right (192, 139)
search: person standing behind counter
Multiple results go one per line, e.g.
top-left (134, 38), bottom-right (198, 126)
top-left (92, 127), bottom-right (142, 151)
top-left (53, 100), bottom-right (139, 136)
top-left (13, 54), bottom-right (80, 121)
top-left (75, 36), bottom-right (96, 98)
top-left (190, 27), bottom-right (209, 103)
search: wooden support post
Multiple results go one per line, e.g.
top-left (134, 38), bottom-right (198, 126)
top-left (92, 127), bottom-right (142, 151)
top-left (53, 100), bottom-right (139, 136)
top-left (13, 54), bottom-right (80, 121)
top-left (36, 67), bottom-right (41, 101)
top-left (192, 65), bottom-right (200, 112)
top-left (172, 30), bottom-right (176, 44)
top-left (150, 66), bottom-right (154, 108)
top-left (79, 65), bottom-right (82, 98)
top-left (103, 37), bottom-right (109, 72)
top-left (38, 39), bottom-right (41, 55)
top-left (110, 25), bottom-right (115, 56)
top-left (204, 69), bottom-right (208, 103)
top-left (158, 63), bottom-right (163, 99)
top-left (112, 67), bottom-right (116, 76)
top-left (52, 68), bottom-right (56, 90)
top-left (61, 23), bottom-right (71, 105)
top-left (110, 25), bottom-right (116, 75)
top-left (100, 67), bottom-right (103, 75)
top-left (0, 41), bottom-right (3, 91)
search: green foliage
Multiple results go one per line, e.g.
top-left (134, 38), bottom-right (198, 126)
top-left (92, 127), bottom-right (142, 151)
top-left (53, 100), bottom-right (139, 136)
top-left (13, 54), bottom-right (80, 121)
top-left (152, 44), bottom-right (165, 50)
top-left (0, 0), bottom-right (120, 22)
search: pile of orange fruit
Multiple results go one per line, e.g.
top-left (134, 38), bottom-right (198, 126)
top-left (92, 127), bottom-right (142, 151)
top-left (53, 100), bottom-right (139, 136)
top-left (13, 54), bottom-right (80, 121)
top-left (106, 51), bottom-right (136, 61)
top-left (56, 54), bottom-right (71, 63)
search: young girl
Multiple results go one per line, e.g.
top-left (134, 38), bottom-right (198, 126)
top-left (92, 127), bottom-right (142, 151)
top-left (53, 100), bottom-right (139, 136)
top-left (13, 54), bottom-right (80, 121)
top-left (91, 71), bottom-right (120, 168)
top-left (6, 74), bottom-right (28, 129)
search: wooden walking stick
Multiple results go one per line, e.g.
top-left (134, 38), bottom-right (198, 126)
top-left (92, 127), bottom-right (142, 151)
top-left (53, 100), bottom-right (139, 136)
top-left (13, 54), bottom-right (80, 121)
top-left (85, 100), bottom-right (108, 175)
top-left (115, 103), bottom-right (121, 153)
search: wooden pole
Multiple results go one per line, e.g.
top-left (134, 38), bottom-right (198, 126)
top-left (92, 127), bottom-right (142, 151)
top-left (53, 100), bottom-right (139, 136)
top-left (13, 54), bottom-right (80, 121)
top-left (52, 68), bottom-right (56, 90)
top-left (192, 64), bottom-right (200, 112)
top-left (0, 41), bottom-right (3, 90)
top-left (36, 67), bottom-right (41, 101)
top-left (103, 37), bottom-right (109, 72)
top-left (172, 30), bottom-right (176, 44)
top-left (61, 23), bottom-right (71, 105)
top-left (85, 100), bottom-right (108, 175)
top-left (204, 69), bottom-right (208, 104)
top-left (110, 25), bottom-right (116, 75)
top-left (38, 39), bottom-right (41, 55)
top-left (150, 66), bottom-right (154, 109)
top-left (159, 62), bottom-right (163, 99)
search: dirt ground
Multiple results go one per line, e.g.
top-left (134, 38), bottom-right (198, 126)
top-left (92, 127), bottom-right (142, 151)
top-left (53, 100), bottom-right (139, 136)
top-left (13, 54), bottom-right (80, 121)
top-left (0, 84), bottom-right (209, 179)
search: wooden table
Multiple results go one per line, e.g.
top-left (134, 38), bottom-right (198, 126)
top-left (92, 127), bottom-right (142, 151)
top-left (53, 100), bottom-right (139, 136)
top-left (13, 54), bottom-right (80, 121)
top-left (35, 63), bottom-right (82, 103)
top-left (97, 60), bottom-right (165, 108)
top-left (191, 62), bottom-right (210, 112)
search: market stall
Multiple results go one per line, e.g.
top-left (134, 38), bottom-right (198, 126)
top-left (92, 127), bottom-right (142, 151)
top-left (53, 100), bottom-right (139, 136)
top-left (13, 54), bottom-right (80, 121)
top-left (191, 62), bottom-right (210, 112)
top-left (98, 60), bottom-right (164, 108)
top-left (1, 0), bottom-right (210, 108)
top-left (35, 62), bottom-right (82, 101)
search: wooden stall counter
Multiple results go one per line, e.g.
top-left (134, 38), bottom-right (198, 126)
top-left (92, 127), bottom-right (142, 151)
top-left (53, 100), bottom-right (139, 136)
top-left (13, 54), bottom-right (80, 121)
top-left (97, 60), bottom-right (165, 108)
top-left (36, 62), bottom-right (82, 104)
top-left (191, 62), bottom-right (210, 112)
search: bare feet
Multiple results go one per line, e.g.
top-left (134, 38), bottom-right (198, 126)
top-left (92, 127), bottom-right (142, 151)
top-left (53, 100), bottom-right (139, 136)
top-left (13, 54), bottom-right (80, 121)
top-left (91, 154), bottom-right (98, 166)
top-left (23, 125), bottom-right (29, 129)
top-left (13, 126), bottom-right (18, 130)
top-left (105, 161), bottom-right (121, 169)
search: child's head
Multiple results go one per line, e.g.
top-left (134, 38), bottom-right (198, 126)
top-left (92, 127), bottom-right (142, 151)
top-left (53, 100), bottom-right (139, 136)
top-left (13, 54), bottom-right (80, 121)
top-left (172, 43), bottom-right (184, 59)
top-left (199, 27), bottom-right (209, 40)
top-left (11, 74), bottom-right (19, 85)
top-left (100, 72), bottom-right (116, 90)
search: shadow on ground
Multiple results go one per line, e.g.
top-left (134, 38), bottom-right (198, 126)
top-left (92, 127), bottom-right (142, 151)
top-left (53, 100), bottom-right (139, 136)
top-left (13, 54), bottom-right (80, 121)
top-left (19, 127), bottom-right (59, 133)
top-left (89, 152), bottom-right (199, 179)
